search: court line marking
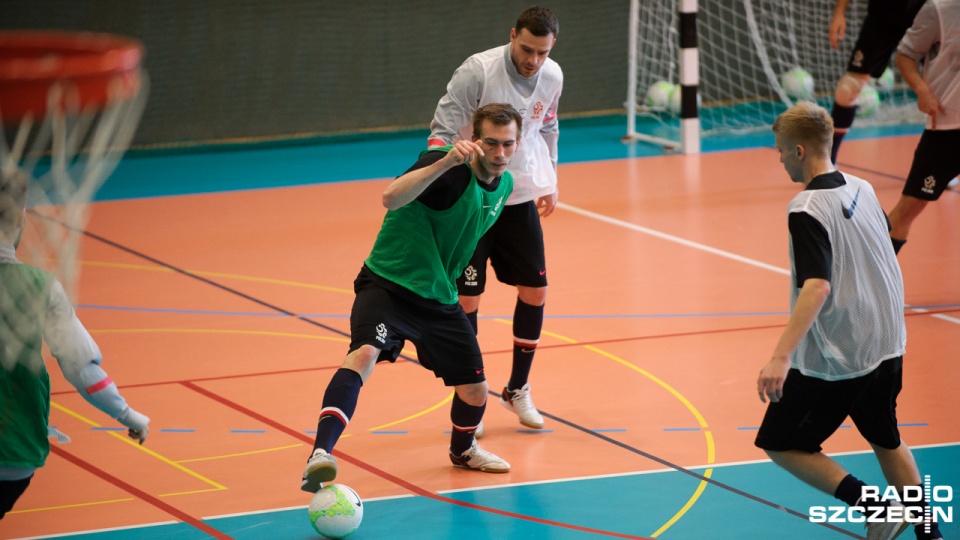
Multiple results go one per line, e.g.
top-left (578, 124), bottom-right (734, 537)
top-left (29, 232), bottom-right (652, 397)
top-left (557, 202), bottom-right (790, 276)
top-left (50, 401), bottom-right (227, 492)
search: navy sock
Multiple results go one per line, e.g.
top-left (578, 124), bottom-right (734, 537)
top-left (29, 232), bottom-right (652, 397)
top-left (464, 309), bottom-right (478, 335)
top-left (509, 299), bottom-right (544, 390)
top-left (911, 484), bottom-right (942, 539)
top-left (450, 392), bottom-right (485, 456)
top-left (312, 368), bottom-right (363, 454)
top-left (891, 237), bottom-right (906, 255)
top-left (835, 474), bottom-right (867, 507)
top-left (830, 103), bottom-right (857, 164)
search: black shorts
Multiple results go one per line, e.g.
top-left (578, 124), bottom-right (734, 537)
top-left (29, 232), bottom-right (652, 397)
top-left (902, 129), bottom-right (960, 201)
top-left (457, 200), bottom-right (547, 296)
top-left (849, 0), bottom-right (925, 77)
top-left (349, 267), bottom-right (485, 386)
top-left (755, 357), bottom-right (903, 453)
top-left (0, 475), bottom-right (32, 519)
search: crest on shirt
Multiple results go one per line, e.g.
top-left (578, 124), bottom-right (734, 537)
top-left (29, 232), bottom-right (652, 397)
top-left (531, 101), bottom-right (544, 120)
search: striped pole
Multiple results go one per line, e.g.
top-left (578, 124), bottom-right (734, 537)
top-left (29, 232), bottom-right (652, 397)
top-left (678, 0), bottom-right (700, 154)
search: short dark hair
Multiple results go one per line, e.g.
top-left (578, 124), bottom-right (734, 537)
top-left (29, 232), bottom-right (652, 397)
top-left (472, 103), bottom-right (523, 140)
top-left (516, 6), bottom-right (559, 38)
top-left (0, 170), bottom-right (27, 233)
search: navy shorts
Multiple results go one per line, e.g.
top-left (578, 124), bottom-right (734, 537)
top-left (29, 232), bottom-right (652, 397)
top-left (755, 357), bottom-right (904, 453)
top-left (848, 0), bottom-right (925, 77)
top-left (349, 267), bottom-right (485, 386)
top-left (0, 475), bottom-right (32, 518)
top-left (457, 200), bottom-right (547, 296)
top-left (903, 130), bottom-right (960, 201)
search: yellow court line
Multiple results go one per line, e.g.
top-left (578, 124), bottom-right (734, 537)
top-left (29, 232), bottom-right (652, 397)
top-left (367, 391), bottom-right (454, 432)
top-left (159, 487), bottom-right (228, 498)
top-left (177, 443), bottom-right (304, 464)
top-left (79, 260), bottom-right (353, 294)
top-left (50, 401), bottom-right (227, 491)
top-left (494, 321), bottom-right (716, 538)
top-left (9, 498), bottom-right (134, 514)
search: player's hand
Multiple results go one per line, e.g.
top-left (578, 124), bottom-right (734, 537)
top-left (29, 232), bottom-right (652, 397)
top-left (444, 140), bottom-right (483, 168)
top-left (828, 15), bottom-right (846, 49)
top-left (537, 191), bottom-right (558, 217)
top-left (916, 89), bottom-right (946, 129)
top-left (757, 356), bottom-right (790, 403)
top-left (128, 426), bottom-right (149, 445)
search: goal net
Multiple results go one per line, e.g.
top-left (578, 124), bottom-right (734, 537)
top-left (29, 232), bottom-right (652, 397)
top-left (626, 0), bottom-right (925, 150)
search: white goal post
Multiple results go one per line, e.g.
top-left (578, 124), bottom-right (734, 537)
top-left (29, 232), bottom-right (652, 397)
top-left (624, 0), bottom-right (924, 154)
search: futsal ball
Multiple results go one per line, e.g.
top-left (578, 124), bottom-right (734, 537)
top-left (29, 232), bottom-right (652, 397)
top-left (781, 67), bottom-right (815, 100)
top-left (645, 80), bottom-right (674, 110)
top-left (873, 67), bottom-right (895, 93)
top-left (667, 84), bottom-right (702, 115)
top-left (308, 484), bottom-right (363, 539)
top-left (856, 85), bottom-right (880, 118)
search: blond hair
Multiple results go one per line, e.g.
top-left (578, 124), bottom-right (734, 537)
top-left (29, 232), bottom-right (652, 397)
top-left (772, 101), bottom-right (834, 158)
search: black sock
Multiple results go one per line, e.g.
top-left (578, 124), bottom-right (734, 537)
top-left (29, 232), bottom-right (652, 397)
top-left (464, 309), bottom-right (478, 335)
top-left (312, 368), bottom-right (363, 454)
top-left (450, 392), bottom-right (485, 456)
top-left (911, 483), bottom-right (942, 539)
top-left (891, 237), bottom-right (906, 254)
top-left (509, 299), bottom-right (544, 390)
top-left (830, 103), bottom-right (857, 164)
top-left (834, 474), bottom-right (867, 507)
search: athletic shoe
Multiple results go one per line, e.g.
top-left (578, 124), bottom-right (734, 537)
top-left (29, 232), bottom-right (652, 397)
top-left (864, 501), bottom-right (912, 540)
top-left (948, 176), bottom-right (959, 188)
top-left (474, 420), bottom-right (485, 439)
top-left (500, 383), bottom-right (544, 429)
top-left (301, 448), bottom-right (338, 493)
top-left (449, 440), bottom-right (510, 473)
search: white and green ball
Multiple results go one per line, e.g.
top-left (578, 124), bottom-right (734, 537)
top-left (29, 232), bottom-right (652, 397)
top-left (781, 67), bottom-right (815, 100)
top-left (668, 84), bottom-right (702, 115)
top-left (873, 67), bottom-right (895, 93)
top-left (645, 80), bottom-right (675, 110)
top-left (308, 484), bottom-right (363, 539)
top-left (856, 85), bottom-right (881, 118)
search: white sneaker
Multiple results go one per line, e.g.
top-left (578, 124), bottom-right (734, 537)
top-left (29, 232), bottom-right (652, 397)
top-left (301, 448), bottom-right (338, 493)
top-left (500, 383), bottom-right (544, 429)
top-left (449, 440), bottom-right (510, 473)
top-left (948, 176), bottom-right (959, 188)
top-left (474, 420), bottom-right (485, 439)
top-left (864, 501), bottom-right (913, 540)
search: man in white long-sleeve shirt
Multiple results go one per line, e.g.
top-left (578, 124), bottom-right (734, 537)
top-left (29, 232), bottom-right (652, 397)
top-left (887, 0), bottom-right (960, 254)
top-left (428, 6), bottom-right (563, 431)
top-left (0, 171), bottom-right (149, 519)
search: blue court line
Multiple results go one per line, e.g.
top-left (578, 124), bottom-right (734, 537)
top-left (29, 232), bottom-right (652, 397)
top-left (229, 429), bottom-right (267, 434)
top-left (592, 429), bottom-right (627, 433)
top-left (90, 427), bottom-right (126, 431)
top-left (159, 428), bottom-right (196, 433)
top-left (663, 427), bottom-right (701, 432)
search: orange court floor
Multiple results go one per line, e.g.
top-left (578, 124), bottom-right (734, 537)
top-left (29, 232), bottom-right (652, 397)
top-left (3, 133), bottom-right (958, 539)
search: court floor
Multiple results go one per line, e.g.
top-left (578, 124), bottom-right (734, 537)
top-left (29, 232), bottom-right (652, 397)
top-left (3, 120), bottom-right (958, 539)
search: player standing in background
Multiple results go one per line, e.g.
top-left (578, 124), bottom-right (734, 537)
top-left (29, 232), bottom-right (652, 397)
top-left (300, 104), bottom-right (521, 493)
top-left (428, 6), bottom-right (562, 431)
top-left (887, 0), bottom-right (960, 254)
top-left (0, 171), bottom-right (150, 519)
top-left (827, 0), bottom-right (926, 164)
top-left (755, 102), bottom-right (941, 540)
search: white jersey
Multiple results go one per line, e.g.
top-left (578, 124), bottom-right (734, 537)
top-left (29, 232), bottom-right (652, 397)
top-left (897, 0), bottom-right (960, 130)
top-left (429, 44), bottom-right (563, 205)
top-left (787, 173), bottom-right (906, 380)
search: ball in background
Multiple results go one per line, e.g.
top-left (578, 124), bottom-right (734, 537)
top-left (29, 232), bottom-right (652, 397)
top-left (856, 85), bottom-right (881, 118)
top-left (308, 484), bottom-right (363, 539)
top-left (873, 67), bottom-right (895, 93)
top-left (781, 67), bottom-right (815, 100)
top-left (645, 80), bottom-right (674, 110)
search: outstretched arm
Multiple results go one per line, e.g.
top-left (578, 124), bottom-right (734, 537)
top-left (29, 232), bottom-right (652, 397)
top-left (829, 0), bottom-right (851, 49)
top-left (44, 280), bottom-right (149, 443)
top-left (428, 59), bottom-right (483, 148)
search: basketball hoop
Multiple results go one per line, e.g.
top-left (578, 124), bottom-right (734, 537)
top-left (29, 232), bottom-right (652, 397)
top-left (0, 30), bottom-right (148, 303)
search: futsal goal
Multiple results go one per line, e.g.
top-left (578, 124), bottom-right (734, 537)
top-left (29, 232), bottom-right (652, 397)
top-left (625, 0), bottom-right (925, 154)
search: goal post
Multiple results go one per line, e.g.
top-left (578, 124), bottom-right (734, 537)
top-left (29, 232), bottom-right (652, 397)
top-left (625, 0), bottom-right (924, 153)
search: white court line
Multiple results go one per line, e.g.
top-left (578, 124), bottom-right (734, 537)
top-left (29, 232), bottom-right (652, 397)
top-left (558, 202), bottom-right (960, 326)
top-left (558, 202), bottom-right (789, 276)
